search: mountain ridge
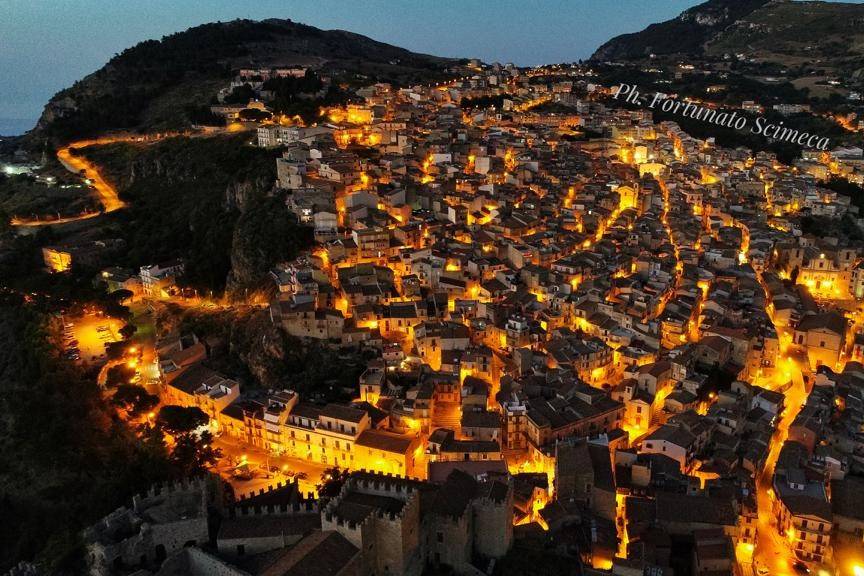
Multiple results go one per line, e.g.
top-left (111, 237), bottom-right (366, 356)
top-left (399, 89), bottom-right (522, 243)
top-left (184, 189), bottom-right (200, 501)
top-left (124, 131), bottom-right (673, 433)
top-left (29, 18), bottom-right (458, 144)
top-left (591, 0), bottom-right (774, 61)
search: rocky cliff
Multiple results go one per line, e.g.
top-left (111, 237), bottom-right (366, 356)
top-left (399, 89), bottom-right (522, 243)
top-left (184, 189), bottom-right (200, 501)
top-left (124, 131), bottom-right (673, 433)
top-left (591, 0), bottom-right (772, 60)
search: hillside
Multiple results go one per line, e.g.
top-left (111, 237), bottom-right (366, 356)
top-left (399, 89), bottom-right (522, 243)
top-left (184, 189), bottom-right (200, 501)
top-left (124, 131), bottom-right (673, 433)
top-left (706, 1), bottom-right (864, 77)
top-left (75, 134), bottom-right (311, 294)
top-left (30, 18), bottom-right (458, 143)
top-left (591, 0), bottom-right (771, 61)
top-left (593, 0), bottom-right (864, 80)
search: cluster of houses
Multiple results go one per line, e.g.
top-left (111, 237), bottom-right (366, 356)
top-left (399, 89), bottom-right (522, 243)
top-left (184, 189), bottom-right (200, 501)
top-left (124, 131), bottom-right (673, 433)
top-left (80, 60), bottom-right (864, 576)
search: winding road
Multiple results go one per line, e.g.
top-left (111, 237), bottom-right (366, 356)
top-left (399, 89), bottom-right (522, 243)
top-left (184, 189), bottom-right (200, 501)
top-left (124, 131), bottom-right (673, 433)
top-left (10, 136), bottom-right (136, 228)
top-left (11, 130), bottom-right (219, 228)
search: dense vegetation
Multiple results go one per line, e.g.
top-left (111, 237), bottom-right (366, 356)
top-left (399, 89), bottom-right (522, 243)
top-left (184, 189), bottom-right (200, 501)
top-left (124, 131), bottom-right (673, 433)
top-left (30, 19), bottom-right (455, 143)
top-left (800, 214), bottom-right (864, 243)
top-left (461, 94), bottom-right (506, 110)
top-left (0, 297), bottom-right (174, 573)
top-left (824, 176), bottom-right (864, 212)
top-left (268, 76), bottom-right (352, 124)
top-left (0, 173), bottom-right (98, 223)
top-left (591, 0), bottom-right (770, 60)
top-left (77, 134), bottom-right (310, 294)
top-left (176, 306), bottom-right (370, 402)
top-left (227, 194), bottom-right (313, 295)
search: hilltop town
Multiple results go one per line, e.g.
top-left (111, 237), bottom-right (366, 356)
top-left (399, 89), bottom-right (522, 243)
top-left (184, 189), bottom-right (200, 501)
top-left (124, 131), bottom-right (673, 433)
top-left (4, 15), bottom-right (864, 576)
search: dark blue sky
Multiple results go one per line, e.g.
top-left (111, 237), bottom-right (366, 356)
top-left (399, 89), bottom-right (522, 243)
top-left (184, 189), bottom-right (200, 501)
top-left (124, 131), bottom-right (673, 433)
top-left (0, 0), bottom-right (821, 131)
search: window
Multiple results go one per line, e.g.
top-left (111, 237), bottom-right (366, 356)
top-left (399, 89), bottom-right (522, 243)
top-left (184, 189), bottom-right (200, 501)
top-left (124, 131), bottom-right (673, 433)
top-left (437, 532), bottom-right (444, 543)
top-left (236, 545), bottom-right (245, 556)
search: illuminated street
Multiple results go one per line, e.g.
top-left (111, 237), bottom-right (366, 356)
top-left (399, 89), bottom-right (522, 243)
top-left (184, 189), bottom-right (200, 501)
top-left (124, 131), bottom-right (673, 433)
top-left (212, 434), bottom-right (329, 498)
top-left (4, 5), bottom-right (864, 574)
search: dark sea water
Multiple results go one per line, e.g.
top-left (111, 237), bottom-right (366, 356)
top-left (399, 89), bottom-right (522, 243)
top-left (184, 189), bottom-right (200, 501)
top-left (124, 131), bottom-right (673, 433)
top-left (0, 118), bottom-right (37, 136)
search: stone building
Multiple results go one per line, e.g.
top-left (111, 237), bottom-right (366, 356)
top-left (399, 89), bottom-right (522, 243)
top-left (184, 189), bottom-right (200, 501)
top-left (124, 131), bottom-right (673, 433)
top-left (321, 470), bottom-right (512, 576)
top-left (83, 476), bottom-right (221, 576)
top-left (217, 479), bottom-right (320, 561)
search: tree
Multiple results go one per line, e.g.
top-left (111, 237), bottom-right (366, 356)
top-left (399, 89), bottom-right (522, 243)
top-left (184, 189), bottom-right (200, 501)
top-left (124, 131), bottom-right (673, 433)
top-left (119, 323), bottom-right (137, 340)
top-left (155, 405), bottom-right (209, 435)
top-left (0, 297), bottom-right (175, 572)
top-left (111, 384), bottom-right (158, 417)
top-left (108, 289), bottom-right (134, 302)
top-left (238, 108), bottom-right (272, 122)
top-left (170, 431), bottom-right (221, 476)
top-left (104, 340), bottom-right (128, 360)
top-left (105, 363), bottom-right (137, 387)
top-left (790, 266), bottom-right (800, 284)
top-left (317, 466), bottom-right (350, 498)
top-left (224, 83), bottom-right (255, 105)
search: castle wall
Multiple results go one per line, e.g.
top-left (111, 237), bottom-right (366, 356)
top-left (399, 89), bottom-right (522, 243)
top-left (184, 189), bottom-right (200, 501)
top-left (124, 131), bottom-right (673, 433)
top-left (183, 547), bottom-right (247, 576)
top-left (427, 513), bottom-right (472, 569)
top-left (472, 494), bottom-right (513, 559)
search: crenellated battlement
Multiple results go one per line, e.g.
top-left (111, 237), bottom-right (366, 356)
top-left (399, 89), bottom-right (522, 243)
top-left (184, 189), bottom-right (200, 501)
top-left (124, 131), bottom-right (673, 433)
top-left (323, 470), bottom-right (423, 528)
top-left (352, 469), bottom-right (424, 494)
top-left (130, 476), bottom-right (211, 513)
top-left (232, 479), bottom-right (317, 517)
top-left (235, 499), bottom-right (318, 517)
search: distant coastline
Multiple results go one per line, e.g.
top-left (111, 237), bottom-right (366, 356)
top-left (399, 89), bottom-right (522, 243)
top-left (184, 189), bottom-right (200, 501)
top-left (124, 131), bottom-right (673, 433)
top-left (0, 118), bottom-right (36, 137)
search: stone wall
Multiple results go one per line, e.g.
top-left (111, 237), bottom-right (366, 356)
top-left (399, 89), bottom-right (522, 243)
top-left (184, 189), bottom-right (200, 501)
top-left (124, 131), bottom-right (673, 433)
top-left (472, 488), bottom-right (513, 559)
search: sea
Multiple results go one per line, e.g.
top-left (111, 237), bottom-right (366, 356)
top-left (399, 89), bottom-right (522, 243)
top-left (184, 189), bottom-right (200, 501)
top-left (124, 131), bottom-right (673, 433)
top-left (0, 118), bottom-right (37, 137)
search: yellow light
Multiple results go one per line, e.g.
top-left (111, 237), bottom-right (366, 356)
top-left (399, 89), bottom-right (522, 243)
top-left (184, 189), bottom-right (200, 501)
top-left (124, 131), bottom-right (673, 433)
top-left (853, 565), bottom-right (864, 576)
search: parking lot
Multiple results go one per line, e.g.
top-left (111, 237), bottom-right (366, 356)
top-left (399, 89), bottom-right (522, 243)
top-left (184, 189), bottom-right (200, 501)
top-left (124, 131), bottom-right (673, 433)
top-left (61, 313), bottom-right (123, 364)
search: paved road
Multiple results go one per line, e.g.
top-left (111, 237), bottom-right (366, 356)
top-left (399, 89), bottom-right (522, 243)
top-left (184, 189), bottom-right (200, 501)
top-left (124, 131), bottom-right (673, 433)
top-left (752, 285), bottom-right (812, 576)
top-left (11, 137), bottom-right (130, 227)
top-left (212, 435), bottom-right (329, 499)
top-left (12, 129), bottom-right (233, 228)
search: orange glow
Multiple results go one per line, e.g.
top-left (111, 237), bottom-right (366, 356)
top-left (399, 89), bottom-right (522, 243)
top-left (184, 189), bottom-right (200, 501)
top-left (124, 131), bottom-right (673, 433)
top-left (504, 148), bottom-right (517, 172)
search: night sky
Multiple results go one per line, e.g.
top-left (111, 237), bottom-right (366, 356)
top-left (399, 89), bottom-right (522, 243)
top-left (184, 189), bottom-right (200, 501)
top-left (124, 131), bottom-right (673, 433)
top-left (2, 0), bottom-right (854, 134)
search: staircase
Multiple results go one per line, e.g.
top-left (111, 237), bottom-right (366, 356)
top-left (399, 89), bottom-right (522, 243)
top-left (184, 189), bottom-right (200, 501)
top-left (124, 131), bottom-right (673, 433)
top-left (432, 401), bottom-right (462, 434)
